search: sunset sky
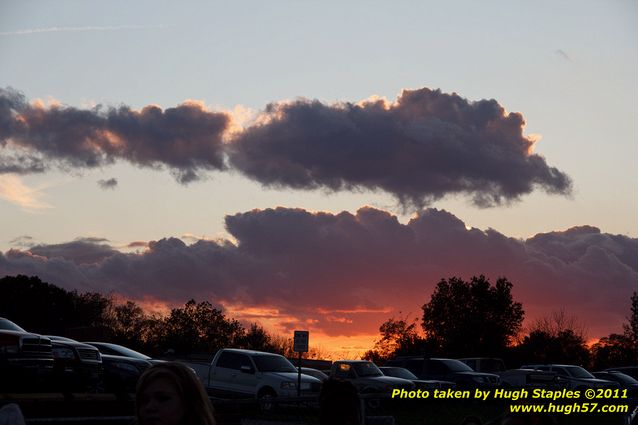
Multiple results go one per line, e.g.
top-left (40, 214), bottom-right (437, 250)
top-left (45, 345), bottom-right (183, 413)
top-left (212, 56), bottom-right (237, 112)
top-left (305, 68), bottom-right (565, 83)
top-left (1, 1), bottom-right (637, 357)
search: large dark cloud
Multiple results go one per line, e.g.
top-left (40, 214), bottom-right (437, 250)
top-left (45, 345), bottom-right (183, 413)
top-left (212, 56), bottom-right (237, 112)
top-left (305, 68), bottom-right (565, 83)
top-left (0, 87), bottom-right (229, 183)
top-left (2, 87), bottom-right (571, 205)
top-left (229, 89), bottom-right (572, 207)
top-left (1, 207), bottom-right (634, 339)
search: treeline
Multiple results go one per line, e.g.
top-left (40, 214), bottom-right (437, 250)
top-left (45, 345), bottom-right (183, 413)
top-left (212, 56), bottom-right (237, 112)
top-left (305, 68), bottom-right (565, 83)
top-left (363, 275), bottom-right (638, 370)
top-left (0, 275), bottom-right (303, 359)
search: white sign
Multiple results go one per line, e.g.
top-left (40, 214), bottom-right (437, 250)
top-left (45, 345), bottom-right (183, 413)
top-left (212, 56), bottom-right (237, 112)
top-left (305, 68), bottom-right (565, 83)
top-left (293, 330), bottom-right (309, 352)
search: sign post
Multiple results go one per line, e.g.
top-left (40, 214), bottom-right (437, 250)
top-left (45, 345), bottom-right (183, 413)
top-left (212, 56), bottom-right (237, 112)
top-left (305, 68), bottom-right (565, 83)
top-left (293, 330), bottom-right (309, 397)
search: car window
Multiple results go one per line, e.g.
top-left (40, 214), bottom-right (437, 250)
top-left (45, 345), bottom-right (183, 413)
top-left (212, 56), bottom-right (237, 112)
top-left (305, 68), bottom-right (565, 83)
top-left (353, 362), bottom-right (383, 377)
top-left (0, 318), bottom-right (26, 332)
top-left (463, 360), bottom-right (477, 370)
top-left (427, 360), bottom-right (448, 375)
top-left (94, 345), bottom-right (119, 356)
top-left (335, 363), bottom-right (356, 379)
top-left (217, 352), bottom-right (252, 370)
top-left (253, 355), bottom-right (296, 372)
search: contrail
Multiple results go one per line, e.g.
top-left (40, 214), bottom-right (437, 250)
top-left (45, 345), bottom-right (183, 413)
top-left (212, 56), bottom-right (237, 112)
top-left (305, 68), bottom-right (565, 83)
top-left (0, 24), bottom-right (172, 37)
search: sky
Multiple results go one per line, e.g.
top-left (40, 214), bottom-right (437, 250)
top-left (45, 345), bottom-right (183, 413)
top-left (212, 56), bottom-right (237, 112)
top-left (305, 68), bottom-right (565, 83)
top-left (1, 0), bottom-right (637, 357)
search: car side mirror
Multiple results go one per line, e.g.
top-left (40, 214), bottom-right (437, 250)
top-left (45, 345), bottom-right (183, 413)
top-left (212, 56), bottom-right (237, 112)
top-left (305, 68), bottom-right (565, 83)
top-left (240, 365), bottom-right (255, 374)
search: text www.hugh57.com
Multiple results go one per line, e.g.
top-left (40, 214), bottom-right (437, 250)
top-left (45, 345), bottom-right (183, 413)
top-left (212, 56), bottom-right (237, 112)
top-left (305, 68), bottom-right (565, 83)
top-left (509, 403), bottom-right (629, 415)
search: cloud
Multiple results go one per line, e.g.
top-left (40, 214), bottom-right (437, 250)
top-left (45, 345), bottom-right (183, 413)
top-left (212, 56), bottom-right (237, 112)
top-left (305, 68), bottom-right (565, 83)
top-left (9, 236), bottom-right (34, 248)
top-left (229, 88), bottom-right (572, 207)
top-left (0, 88), bottom-right (229, 183)
top-left (2, 87), bottom-right (571, 206)
top-left (98, 178), bottom-right (118, 190)
top-left (0, 174), bottom-right (52, 212)
top-left (1, 207), bottom-right (635, 340)
top-left (0, 24), bottom-right (172, 37)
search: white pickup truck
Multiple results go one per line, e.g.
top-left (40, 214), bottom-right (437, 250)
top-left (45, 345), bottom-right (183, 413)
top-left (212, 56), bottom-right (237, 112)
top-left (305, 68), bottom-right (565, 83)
top-left (204, 348), bottom-right (321, 407)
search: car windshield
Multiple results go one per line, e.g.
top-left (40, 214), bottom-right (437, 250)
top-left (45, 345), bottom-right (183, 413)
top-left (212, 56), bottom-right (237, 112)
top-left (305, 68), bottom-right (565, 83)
top-left (0, 318), bottom-right (26, 332)
top-left (91, 343), bottom-right (151, 359)
top-left (440, 359), bottom-right (474, 372)
top-left (353, 362), bottom-right (383, 377)
top-left (598, 373), bottom-right (638, 385)
top-left (565, 366), bottom-right (595, 379)
top-left (382, 367), bottom-right (417, 380)
top-left (253, 355), bottom-right (297, 373)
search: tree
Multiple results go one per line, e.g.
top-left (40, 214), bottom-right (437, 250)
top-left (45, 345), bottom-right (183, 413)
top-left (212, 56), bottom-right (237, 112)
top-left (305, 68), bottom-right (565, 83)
top-left (421, 275), bottom-right (524, 357)
top-left (623, 292), bottom-right (638, 348)
top-left (514, 311), bottom-right (589, 366)
top-left (363, 316), bottom-right (425, 363)
top-left (242, 323), bottom-right (276, 352)
top-left (160, 300), bottom-right (245, 354)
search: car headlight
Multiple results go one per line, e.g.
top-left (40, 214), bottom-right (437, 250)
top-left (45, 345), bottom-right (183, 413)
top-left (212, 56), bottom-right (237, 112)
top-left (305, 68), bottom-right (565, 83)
top-left (472, 376), bottom-right (485, 383)
top-left (281, 382), bottom-right (297, 389)
top-left (52, 347), bottom-right (75, 359)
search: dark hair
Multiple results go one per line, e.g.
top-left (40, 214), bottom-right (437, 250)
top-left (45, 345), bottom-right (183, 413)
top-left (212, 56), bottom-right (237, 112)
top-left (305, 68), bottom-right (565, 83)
top-left (319, 378), bottom-right (361, 425)
top-left (135, 362), bottom-right (216, 425)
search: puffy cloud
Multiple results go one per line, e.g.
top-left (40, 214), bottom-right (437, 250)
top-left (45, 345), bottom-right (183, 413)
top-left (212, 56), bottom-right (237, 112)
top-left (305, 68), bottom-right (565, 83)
top-left (1, 207), bottom-right (635, 340)
top-left (2, 87), bottom-right (571, 206)
top-left (0, 87), bottom-right (229, 183)
top-left (229, 89), bottom-right (572, 207)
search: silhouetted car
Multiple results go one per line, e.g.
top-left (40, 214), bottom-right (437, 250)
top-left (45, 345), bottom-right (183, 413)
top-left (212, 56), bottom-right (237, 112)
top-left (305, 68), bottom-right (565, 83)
top-left (0, 317), bottom-right (53, 391)
top-left (379, 366), bottom-right (455, 390)
top-left (46, 335), bottom-right (102, 393)
top-left (330, 360), bottom-right (415, 394)
top-left (605, 367), bottom-right (638, 380)
top-left (522, 364), bottom-right (619, 389)
top-left (386, 357), bottom-right (499, 388)
top-left (84, 342), bottom-right (162, 364)
top-left (100, 354), bottom-right (152, 396)
top-left (299, 366), bottom-right (329, 381)
top-left (498, 368), bottom-right (561, 388)
top-left (458, 358), bottom-right (506, 374)
top-left (593, 371), bottom-right (638, 396)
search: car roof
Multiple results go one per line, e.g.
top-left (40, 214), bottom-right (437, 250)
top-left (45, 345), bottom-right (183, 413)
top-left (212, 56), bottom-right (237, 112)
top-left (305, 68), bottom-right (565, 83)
top-left (221, 348), bottom-right (284, 356)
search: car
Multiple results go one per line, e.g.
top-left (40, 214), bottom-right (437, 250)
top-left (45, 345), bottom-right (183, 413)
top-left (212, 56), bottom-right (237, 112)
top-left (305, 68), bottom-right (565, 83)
top-left (329, 361), bottom-right (415, 394)
top-left (385, 357), bottom-right (500, 388)
top-left (0, 317), bottom-right (53, 391)
top-left (498, 368), bottom-right (561, 388)
top-left (205, 348), bottom-right (321, 410)
top-left (46, 335), bottom-right (102, 393)
top-left (605, 367), bottom-right (638, 381)
top-left (100, 354), bottom-right (152, 396)
top-left (593, 371), bottom-right (638, 398)
top-left (84, 341), bottom-right (163, 364)
top-left (458, 358), bottom-right (506, 374)
top-left (379, 366), bottom-right (455, 390)
top-left (299, 367), bottom-right (328, 381)
top-left (521, 364), bottom-right (619, 389)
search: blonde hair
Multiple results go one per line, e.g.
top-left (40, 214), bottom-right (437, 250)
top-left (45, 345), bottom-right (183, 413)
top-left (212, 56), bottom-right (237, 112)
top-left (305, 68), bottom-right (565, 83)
top-left (136, 362), bottom-right (216, 425)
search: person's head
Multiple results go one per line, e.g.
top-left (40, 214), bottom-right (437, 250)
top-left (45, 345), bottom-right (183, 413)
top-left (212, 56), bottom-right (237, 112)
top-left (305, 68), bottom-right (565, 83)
top-left (136, 362), bottom-right (215, 425)
top-left (319, 378), bottom-right (361, 425)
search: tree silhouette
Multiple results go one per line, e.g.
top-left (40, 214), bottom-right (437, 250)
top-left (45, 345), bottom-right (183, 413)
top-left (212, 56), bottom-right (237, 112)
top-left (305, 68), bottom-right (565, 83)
top-left (363, 316), bottom-right (428, 363)
top-left (421, 275), bottom-right (524, 357)
top-left (514, 311), bottom-right (589, 366)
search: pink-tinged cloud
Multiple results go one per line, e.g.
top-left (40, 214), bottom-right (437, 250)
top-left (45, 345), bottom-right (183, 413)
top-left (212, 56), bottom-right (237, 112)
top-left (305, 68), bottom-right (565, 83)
top-left (0, 88), bottom-right (229, 183)
top-left (1, 207), bottom-right (635, 339)
top-left (229, 88), bottom-right (572, 207)
top-left (2, 87), bottom-right (571, 205)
